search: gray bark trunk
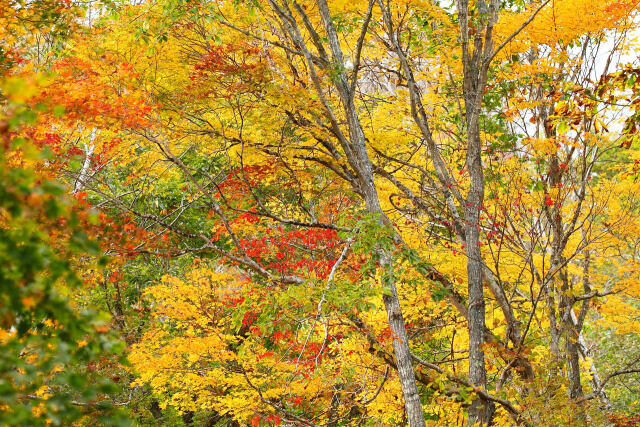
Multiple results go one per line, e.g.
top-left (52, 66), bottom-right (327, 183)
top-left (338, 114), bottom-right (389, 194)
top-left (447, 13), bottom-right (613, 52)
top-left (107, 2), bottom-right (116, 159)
top-left (268, 1), bottom-right (427, 423)
top-left (565, 324), bottom-right (583, 399)
top-left (458, 0), bottom-right (495, 418)
top-left (380, 251), bottom-right (425, 427)
top-left (465, 120), bottom-right (489, 424)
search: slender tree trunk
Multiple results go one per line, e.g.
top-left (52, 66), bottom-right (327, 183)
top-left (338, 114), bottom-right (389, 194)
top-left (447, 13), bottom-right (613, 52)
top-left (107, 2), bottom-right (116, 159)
top-left (557, 253), bottom-right (583, 401)
top-left (466, 246), bottom-right (489, 424)
top-left (575, 245), bottom-right (610, 407)
top-left (351, 109), bottom-right (425, 426)
top-left (455, 0), bottom-right (497, 420)
top-left (149, 399), bottom-right (163, 421)
top-left (546, 142), bottom-right (585, 412)
top-left (379, 251), bottom-right (425, 427)
top-left (565, 325), bottom-right (583, 399)
top-left (73, 128), bottom-right (97, 194)
top-left (264, 1), bottom-right (426, 422)
top-left (465, 118), bottom-right (491, 425)
top-left (460, 26), bottom-right (491, 427)
top-left (309, 1), bottom-right (426, 423)
top-left (562, 292), bottom-right (586, 420)
top-left (571, 312), bottom-right (611, 407)
top-left (544, 279), bottom-right (562, 359)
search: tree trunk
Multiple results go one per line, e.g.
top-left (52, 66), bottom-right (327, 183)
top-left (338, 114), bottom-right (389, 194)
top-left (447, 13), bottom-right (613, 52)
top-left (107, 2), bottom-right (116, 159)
top-left (465, 119), bottom-right (491, 425)
top-left (73, 128), bottom-right (97, 194)
top-left (454, 0), bottom-right (497, 420)
top-left (264, 1), bottom-right (427, 422)
top-left (311, 1), bottom-right (426, 423)
top-left (379, 251), bottom-right (425, 427)
top-left (565, 325), bottom-right (583, 400)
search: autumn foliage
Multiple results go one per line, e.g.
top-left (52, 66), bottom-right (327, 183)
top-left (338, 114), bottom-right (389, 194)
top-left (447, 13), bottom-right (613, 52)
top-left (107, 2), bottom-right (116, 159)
top-left (2, 0), bottom-right (640, 425)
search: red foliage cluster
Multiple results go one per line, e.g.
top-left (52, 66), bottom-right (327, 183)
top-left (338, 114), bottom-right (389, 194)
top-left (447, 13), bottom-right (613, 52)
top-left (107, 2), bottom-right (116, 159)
top-left (250, 413), bottom-right (282, 427)
top-left (30, 131), bottom-right (65, 154)
top-left (0, 48), bottom-right (25, 74)
top-left (193, 44), bottom-right (264, 76)
top-left (188, 43), bottom-right (270, 98)
top-left (100, 221), bottom-right (152, 258)
top-left (216, 165), bottom-right (276, 199)
top-left (212, 165), bottom-right (342, 278)
top-left (92, 136), bottom-right (123, 169)
top-left (238, 225), bottom-right (340, 278)
top-left (611, 414), bottom-right (640, 427)
top-left (544, 194), bottom-right (554, 206)
top-left (28, 127), bottom-right (127, 175)
top-left (72, 195), bottom-right (173, 259)
top-left (35, 56), bottom-right (153, 130)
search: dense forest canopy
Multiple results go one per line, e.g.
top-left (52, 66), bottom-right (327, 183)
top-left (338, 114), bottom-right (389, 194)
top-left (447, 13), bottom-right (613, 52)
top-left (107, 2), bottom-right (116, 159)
top-left (2, 0), bottom-right (640, 425)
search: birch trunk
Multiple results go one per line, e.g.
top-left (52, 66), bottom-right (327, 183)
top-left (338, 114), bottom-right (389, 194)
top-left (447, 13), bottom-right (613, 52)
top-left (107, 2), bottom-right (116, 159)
top-left (73, 128), bottom-right (98, 194)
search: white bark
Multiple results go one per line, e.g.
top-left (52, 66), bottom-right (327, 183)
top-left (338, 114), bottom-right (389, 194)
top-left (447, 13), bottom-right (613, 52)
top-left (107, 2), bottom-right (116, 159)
top-left (73, 128), bottom-right (98, 194)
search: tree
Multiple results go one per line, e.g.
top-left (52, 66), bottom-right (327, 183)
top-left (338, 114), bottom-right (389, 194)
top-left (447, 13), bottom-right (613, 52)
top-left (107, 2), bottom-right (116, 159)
top-left (11, 0), bottom-right (640, 424)
top-left (0, 86), bottom-right (129, 427)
